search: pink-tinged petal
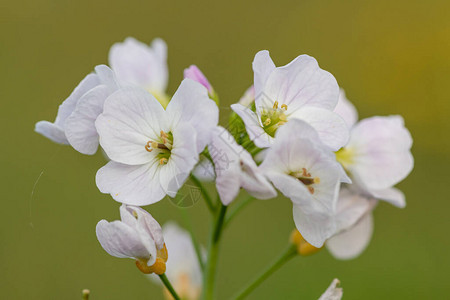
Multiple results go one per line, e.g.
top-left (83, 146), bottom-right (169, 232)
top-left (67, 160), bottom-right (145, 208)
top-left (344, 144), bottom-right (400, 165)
top-left (293, 203), bottom-right (337, 248)
top-left (96, 87), bottom-right (167, 165)
top-left (252, 50), bottom-right (276, 100)
top-left (326, 213), bottom-right (374, 260)
top-left (238, 85), bottom-right (255, 107)
top-left (65, 85), bottom-right (110, 155)
top-left (230, 103), bottom-right (272, 148)
top-left (96, 220), bottom-right (153, 260)
top-left (96, 161), bottom-right (166, 206)
top-left (262, 54), bottom-right (339, 112)
top-left (289, 107), bottom-right (349, 151)
top-left (346, 115), bottom-right (413, 190)
top-left (370, 187), bottom-right (405, 208)
top-left (184, 65), bottom-right (213, 94)
top-left (318, 279), bottom-right (343, 300)
top-left (109, 37), bottom-right (168, 92)
top-left (35, 121), bottom-right (68, 144)
top-left (334, 89), bottom-right (358, 128)
top-left (166, 79), bottom-right (218, 152)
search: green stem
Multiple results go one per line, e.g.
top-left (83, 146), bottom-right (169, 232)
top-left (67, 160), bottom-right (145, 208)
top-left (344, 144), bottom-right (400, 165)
top-left (180, 209), bottom-right (205, 271)
top-left (233, 244), bottom-right (297, 300)
top-left (224, 196), bottom-right (254, 227)
top-left (159, 274), bottom-right (181, 300)
top-left (190, 174), bottom-right (216, 213)
top-left (202, 203), bottom-right (228, 300)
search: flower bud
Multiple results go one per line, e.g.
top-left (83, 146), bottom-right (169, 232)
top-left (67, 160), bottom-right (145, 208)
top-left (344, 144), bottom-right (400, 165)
top-left (290, 229), bottom-right (322, 256)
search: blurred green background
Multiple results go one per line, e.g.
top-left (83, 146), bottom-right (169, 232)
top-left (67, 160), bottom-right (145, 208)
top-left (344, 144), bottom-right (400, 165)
top-left (1, 0), bottom-right (449, 299)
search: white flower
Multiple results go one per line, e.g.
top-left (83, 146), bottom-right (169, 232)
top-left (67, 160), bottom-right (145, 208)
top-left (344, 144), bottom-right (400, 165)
top-left (326, 187), bottom-right (376, 260)
top-left (35, 65), bottom-right (118, 154)
top-left (318, 279), bottom-right (343, 300)
top-left (96, 204), bottom-right (168, 274)
top-left (260, 120), bottom-right (350, 247)
top-left (209, 126), bottom-right (277, 205)
top-left (231, 51), bottom-right (349, 151)
top-left (151, 222), bottom-right (203, 300)
top-left (335, 91), bottom-right (414, 208)
top-left (109, 37), bottom-right (169, 106)
top-left (95, 79), bottom-right (219, 206)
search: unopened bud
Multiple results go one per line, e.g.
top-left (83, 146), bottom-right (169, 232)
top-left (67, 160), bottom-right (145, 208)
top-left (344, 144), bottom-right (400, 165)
top-left (290, 229), bottom-right (322, 256)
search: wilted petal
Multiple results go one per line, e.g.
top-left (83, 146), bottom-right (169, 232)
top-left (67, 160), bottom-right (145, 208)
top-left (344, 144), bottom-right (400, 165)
top-left (318, 279), bottom-right (343, 300)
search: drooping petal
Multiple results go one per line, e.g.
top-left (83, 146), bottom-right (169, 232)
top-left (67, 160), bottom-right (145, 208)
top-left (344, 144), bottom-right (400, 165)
top-left (370, 187), bottom-right (406, 208)
top-left (289, 107), bottom-right (349, 151)
top-left (318, 279), bottom-right (343, 300)
top-left (109, 37), bottom-right (168, 93)
top-left (96, 161), bottom-right (166, 206)
top-left (35, 73), bottom-right (100, 144)
top-left (230, 103), bottom-right (272, 148)
top-left (345, 116), bottom-right (414, 190)
top-left (293, 203), bottom-right (337, 248)
top-left (96, 220), bottom-right (153, 260)
top-left (166, 79), bottom-right (218, 152)
top-left (96, 87), bottom-right (167, 165)
top-left (35, 121), bottom-right (68, 144)
top-left (326, 213), bottom-right (374, 260)
top-left (334, 89), bottom-right (358, 128)
top-left (261, 54), bottom-right (339, 112)
top-left (65, 85), bottom-right (111, 155)
top-left (252, 50), bottom-right (275, 100)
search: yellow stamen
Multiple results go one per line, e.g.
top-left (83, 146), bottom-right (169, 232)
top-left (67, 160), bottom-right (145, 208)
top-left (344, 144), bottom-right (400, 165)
top-left (263, 118), bottom-right (272, 126)
top-left (281, 104), bottom-right (288, 110)
top-left (145, 142), bottom-right (153, 152)
top-left (273, 101), bottom-right (279, 109)
top-left (159, 158), bottom-right (168, 165)
top-left (151, 141), bottom-right (159, 149)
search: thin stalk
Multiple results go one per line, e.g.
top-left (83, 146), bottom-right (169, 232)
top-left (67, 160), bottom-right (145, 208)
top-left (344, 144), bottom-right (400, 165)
top-left (180, 209), bottom-right (205, 271)
top-left (158, 274), bottom-right (181, 300)
top-left (202, 203), bottom-right (228, 300)
top-left (190, 174), bottom-right (216, 213)
top-left (224, 196), bottom-right (254, 227)
top-left (233, 244), bottom-right (297, 300)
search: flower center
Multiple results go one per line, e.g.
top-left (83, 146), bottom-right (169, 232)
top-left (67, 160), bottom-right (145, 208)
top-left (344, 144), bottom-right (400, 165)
top-left (290, 168), bottom-right (320, 194)
top-left (145, 130), bottom-right (173, 165)
top-left (335, 146), bottom-right (354, 170)
top-left (260, 101), bottom-right (288, 137)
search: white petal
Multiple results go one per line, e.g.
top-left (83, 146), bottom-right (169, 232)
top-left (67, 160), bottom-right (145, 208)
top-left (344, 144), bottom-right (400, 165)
top-left (334, 89), bottom-right (358, 128)
top-left (96, 161), bottom-right (166, 206)
top-left (326, 213), bottom-right (374, 260)
top-left (35, 121), bottom-right (68, 144)
top-left (289, 107), bottom-right (350, 151)
top-left (166, 79), bottom-right (219, 152)
top-left (252, 50), bottom-right (275, 99)
top-left (293, 203), bottom-right (336, 248)
top-left (192, 158), bottom-right (216, 181)
top-left (231, 103), bottom-right (272, 148)
top-left (318, 279), bottom-right (343, 300)
top-left (96, 87), bottom-right (167, 165)
top-left (35, 73), bottom-right (100, 144)
top-left (95, 65), bottom-right (119, 92)
top-left (109, 37), bottom-right (168, 92)
top-left (96, 219), bottom-right (152, 260)
top-left (370, 187), bottom-right (405, 208)
top-left (65, 85), bottom-right (110, 155)
top-left (347, 116), bottom-right (414, 190)
top-left (334, 188), bottom-right (372, 233)
top-left (262, 54), bottom-right (339, 112)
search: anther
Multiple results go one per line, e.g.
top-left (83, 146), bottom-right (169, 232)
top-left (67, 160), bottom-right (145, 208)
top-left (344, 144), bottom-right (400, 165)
top-left (281, 104), bottom-right (288, 110)
top-left (273, 101), bottom-right (279, 109)
top-left (307, 186), bottom-right (315, 194)
top-left (145, 142), bottom-right (153, 152)
top-left (263, 118), bottom-right (272, 126)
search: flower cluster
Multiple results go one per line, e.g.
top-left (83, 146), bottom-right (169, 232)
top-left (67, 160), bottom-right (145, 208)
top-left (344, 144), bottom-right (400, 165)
top-left (36, 37), bottom-right (413, 299)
